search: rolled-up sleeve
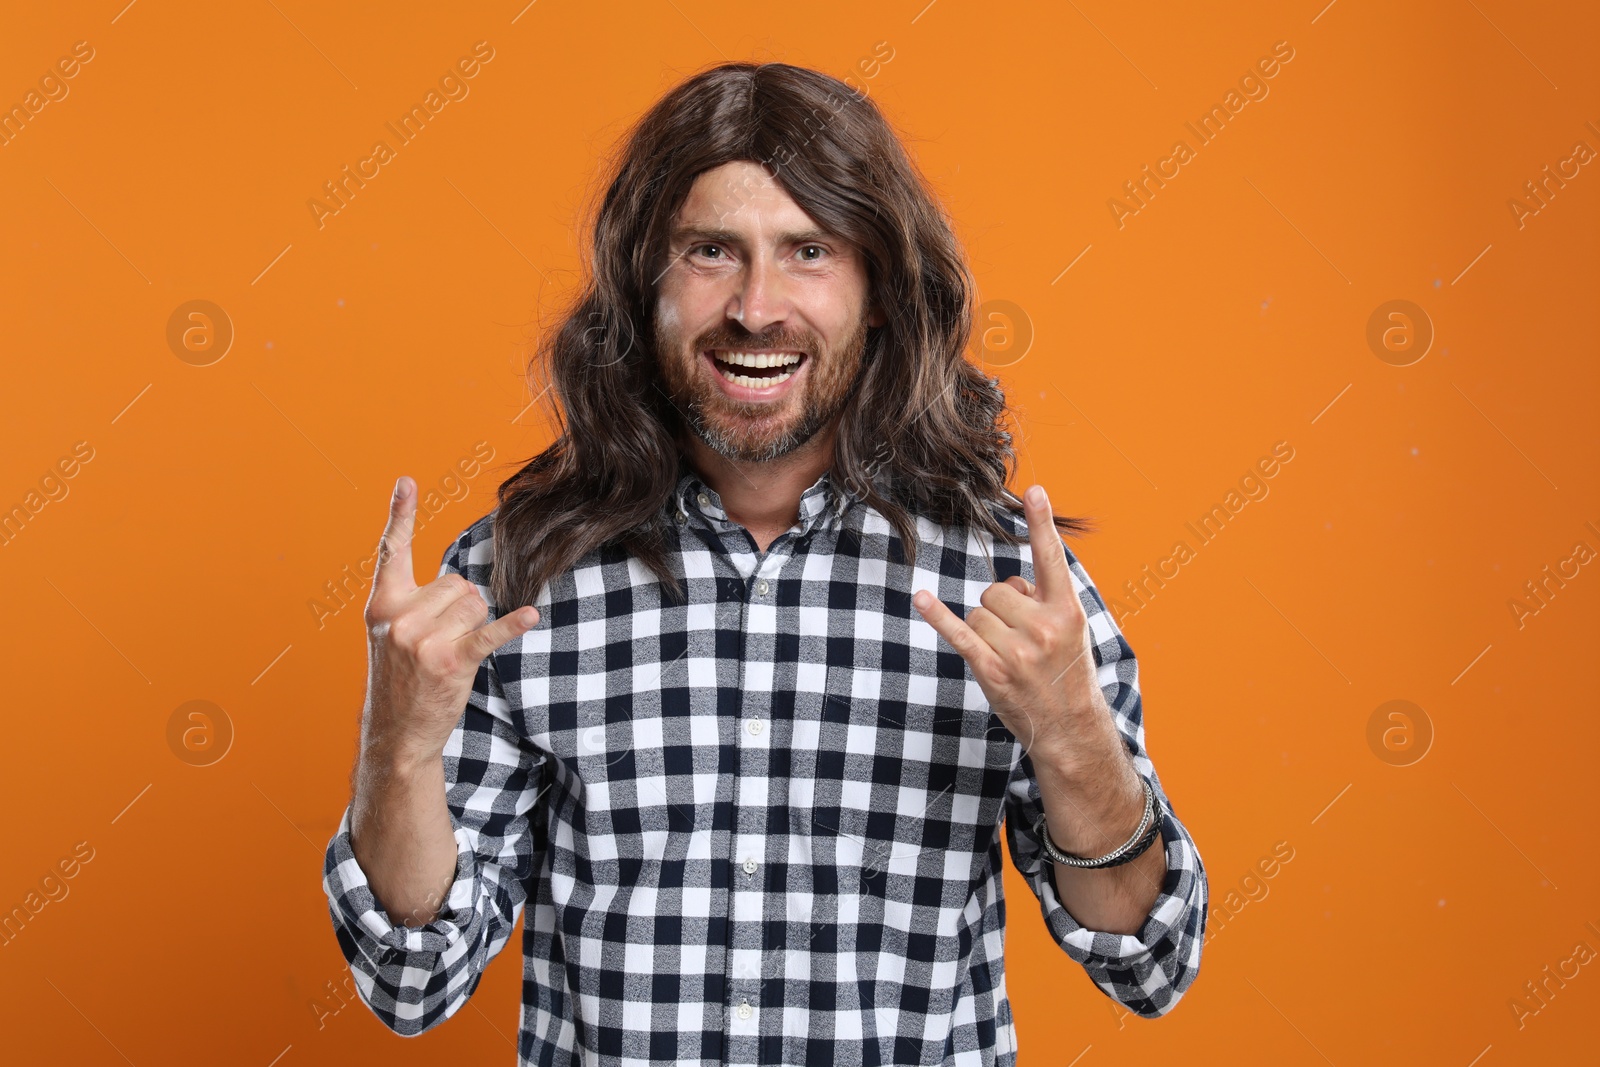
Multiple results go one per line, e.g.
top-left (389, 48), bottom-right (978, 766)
top-left (1004, 541), bottom-right (1207, 1018)
top-left (321, 529), bottom-right (547, 1036)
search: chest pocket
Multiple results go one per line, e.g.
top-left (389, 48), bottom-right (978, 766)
top-left (547, 622), bottom-right (727, 847)
top-left (783, 604), bottom-right (1017, 886)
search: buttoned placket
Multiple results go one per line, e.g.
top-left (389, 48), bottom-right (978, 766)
top-left (677, 475), bottom-right (838, 1054)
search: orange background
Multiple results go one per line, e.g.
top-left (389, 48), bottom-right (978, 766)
top-left (2, 1), bottom-right (1596, 1064)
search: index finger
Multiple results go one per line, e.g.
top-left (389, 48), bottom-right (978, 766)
top-left (373, 476), bottom-right (418, 595)
top-left (1023, 485), bottom-right (1071, 604)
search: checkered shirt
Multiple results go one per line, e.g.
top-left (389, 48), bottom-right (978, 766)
top-left (322, 468), bottom-right (1207, 1066)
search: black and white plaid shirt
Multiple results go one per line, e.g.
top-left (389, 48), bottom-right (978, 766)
top-left (323, 468), bottom-right (1207, 1065)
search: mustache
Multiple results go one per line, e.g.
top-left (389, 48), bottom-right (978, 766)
top-left (693, 325), bottom-right (818, 356)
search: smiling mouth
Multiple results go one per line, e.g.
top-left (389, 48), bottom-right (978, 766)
top-left (705, 349), bottom-right (807, 389)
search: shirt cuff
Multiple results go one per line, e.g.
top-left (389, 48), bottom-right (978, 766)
top-left (1013, 795), bottom-right (1207, 1015)
top-left (322, 806), bottom-right (483, 958)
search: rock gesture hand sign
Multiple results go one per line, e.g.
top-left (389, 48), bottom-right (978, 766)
top-left (911, 485), bottom-right (1104, 768)
top-left (915, 485), bottom-right (1167, 935)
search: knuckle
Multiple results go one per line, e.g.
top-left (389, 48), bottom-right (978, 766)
top-left (413, 633), bottom-right (452, 673)
top-left (388, 614), bottom-right (423, 649)
top-left (451, 588), bottom-right (486, 618)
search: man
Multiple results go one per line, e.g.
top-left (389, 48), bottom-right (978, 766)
top-left (323, 62), bottom-right (1205, 1065)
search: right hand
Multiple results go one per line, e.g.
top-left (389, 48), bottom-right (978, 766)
top-left (360, 476), bottom-right (539, 765)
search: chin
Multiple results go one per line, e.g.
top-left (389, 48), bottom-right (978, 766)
top-left (693, 411), bottom-right (821, 463)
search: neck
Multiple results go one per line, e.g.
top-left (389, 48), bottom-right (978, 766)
top-left (682, 425), bottom-right (836, 551)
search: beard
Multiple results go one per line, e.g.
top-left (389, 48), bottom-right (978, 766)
top-left (655, 312), bottom-right (872, 463)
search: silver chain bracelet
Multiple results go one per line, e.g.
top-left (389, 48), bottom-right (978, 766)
top-left (1034, 777), bottom-right (1160, 869)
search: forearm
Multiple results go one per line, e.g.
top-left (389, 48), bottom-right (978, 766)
top-left (1031, 692), bottom-right (1165, 935)
top-left (349, 741), bottom-right (459, 927)
top-left (326, 693), bottom-right (542, 1037)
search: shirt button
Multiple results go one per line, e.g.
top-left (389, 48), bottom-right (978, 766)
top-left (675, 510), bottom-right (686, 525)
top-left (742, 857), bottom-right (757, 875)
top-left (697, 492), bottom-right (710, 507)
top-left (747, 718), bottom-right (764, 736)
top-left (755, 579), bottom-right (769, 596)
top-left (736, 1000), bottom-right (752, 1020)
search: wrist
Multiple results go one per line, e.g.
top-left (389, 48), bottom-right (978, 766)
top-left (1036, 775), bottom-right (1160, 869)
top-left (1033, 751), bottom-right (1147, 857)
top-left (1024, 688), bottom-right (1122, 781)
top-left (359, 710), bottom-right (447, 776)
top-left (1028, 714), bottom-right (1137, 795)
top-left (350, 739), bottom-right (450, 860)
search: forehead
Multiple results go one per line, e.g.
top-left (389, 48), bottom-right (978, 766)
top-left (675, 160), bottom-right (816, 231)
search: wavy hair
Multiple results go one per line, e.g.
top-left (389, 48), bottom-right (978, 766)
top-left (491, 62), bottom-right (1093, 610)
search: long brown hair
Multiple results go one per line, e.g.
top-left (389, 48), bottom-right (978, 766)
top-left (492, 62), bottom-right (1093, 610)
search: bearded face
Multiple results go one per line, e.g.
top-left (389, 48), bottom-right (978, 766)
top-left (651, 161), bottom-right (884, 465)
top-left (655, 313), bottom-right (871, 463)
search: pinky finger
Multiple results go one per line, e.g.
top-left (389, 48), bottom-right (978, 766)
top-left (913, 590), bottom-right (1001, 677)
top-left (462, 606), bottom-right (540, 660)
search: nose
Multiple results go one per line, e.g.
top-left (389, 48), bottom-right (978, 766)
top-left (727, 251), bottom-right (791, 334)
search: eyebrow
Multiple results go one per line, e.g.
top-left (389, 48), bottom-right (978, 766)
top-left (669, 226), bottom-right (837, 246)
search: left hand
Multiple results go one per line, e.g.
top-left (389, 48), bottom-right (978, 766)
top-left (912, 485), bottom-right (1102, 763)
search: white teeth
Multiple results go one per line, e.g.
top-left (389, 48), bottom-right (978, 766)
top-left (718, 366), bottom-right (793, 389)
top-left (712, 351), bottom-right (802, 368)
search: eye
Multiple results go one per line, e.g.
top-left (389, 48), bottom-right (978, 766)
top-left (797, 244), bottom-right (827, 261)
top-left (691, 243), bottom-right (726, 260)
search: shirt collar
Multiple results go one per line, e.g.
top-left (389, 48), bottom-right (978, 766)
top-left (670, 463), bottom-right (859, 537)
